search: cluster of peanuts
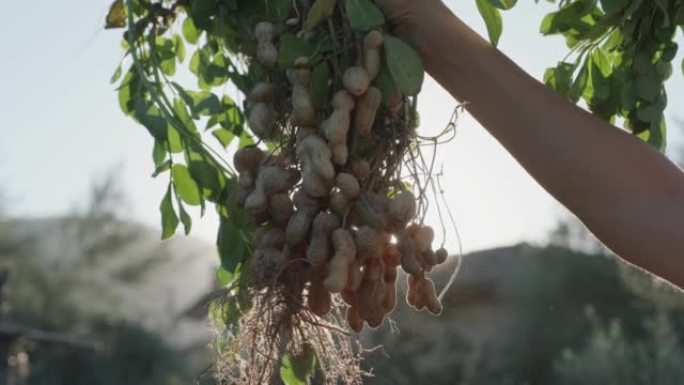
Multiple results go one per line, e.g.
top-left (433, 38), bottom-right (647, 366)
top-left (231, 21), bottom-right (449, 332)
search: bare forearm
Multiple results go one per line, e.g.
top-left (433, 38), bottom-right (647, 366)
top-left (405, 4), bottom-right (684, 284)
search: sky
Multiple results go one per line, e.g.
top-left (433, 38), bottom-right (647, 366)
top-left (1, 1), bottom-right (683, 254)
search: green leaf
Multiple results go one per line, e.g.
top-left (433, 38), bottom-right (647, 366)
top-left (636, 92), bottom-right (667, 123)
top-left (134, 96), bottom-right (168, 141)
top-left (216, 266), bottom-right (235, 286)
top-left (189, 91), bottom-right (222, 116)
top-left (174, 35), bottom-right (186, 63)
top-left (650, 118), bottom-right (667, 151)
top-left (587, 50), bottom-right (611, 103)
top-left (591, 48), bottom-right (612, 77)
top-left (183, 17), bottom-right (201, 44)
top-left (160, 185), bottom-right (179, 240)
top-left (637, 103), bottom-right (663, 125)
top-left (105, 0), bottom-right (126, 29)
top-left (656, 61), bottom-right (673, 81)
top-left (118, 70), bottom-right (140, 115)
top-left (634, 74), bottom-right (661, 102)
top-left (152, 160), bottom-right (172, 177)
top-left (152, 140), bottom-right (168, 167)
top-left (375, 64), bottom-right (399, 105)
top-left (543, 62), bottom-right (576, 98)
top-left (217, 216), bottom-right (248, 273)
top-left (638, 117), bottom-right (667, 151)
top-left (384, 35), bottom-right (425, 96)
top-left (178, 200), bottom-right (192, 235)
top-left (110, 65), bottom-right (123, 84)
top-left (239, 131), bottom-right (256, 148)
top-left (676, 5), bottom-right (684, 25)
top-left (280, 346), bottom-right (317, 385)
top-left (189, 0), bottom-right (218, 30)
top-left (661, 42), bottom-right (678, 62)
top-left (271, 0), bottom-right (295, 21)
top-left (167, 125), bottom-right (184, 153)
top-left (278, 34), bottom-right (317, 68)
top-left (155, 37), bottom-right (178, 76)
top-left (621, 79), bottom-right (637, 111)
top-left (160, 58), bottom-right (176, 76)
top-left (190, 46), bottom-right (230, 89)
top-left (569, 61), bottom-right (589, 102)
top-left (540, 2), bottom-right (605, 44)
top-left (304, 0), bottom-right (337, 31)
top-left (346, 0), bottom-right (385, 31)
top-left (174, 85), bottom-right (223, 118)
top-left (310, 62), bottom-right (331, 108)
top-left (174, 98), bottom-right (198, 133)
top-left (476, 0), bottom-right (503, 46)
top-left (488, 0), bottom-right (517, 10)
top-left (654, 0), bottom-right (670, 26)
top-left (600, 0), bottom-right (629, 15)
top-left (213, 129), bottom-right (235, 147)
top-left (208, 96), bottom-right (244, 133)
top-left (623, 0), bottom-right (644, 18)
top-left (188, 160), bottom-right (221, 192)
top-left (172, 165), bottom-right (202, 206)
top-left (190, 50), bottom-right (202, 76)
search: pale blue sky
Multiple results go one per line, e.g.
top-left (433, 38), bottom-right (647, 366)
top-left (1, 1), bottom-right (683, 252)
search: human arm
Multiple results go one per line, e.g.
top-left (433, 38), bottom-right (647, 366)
top-left (377, 0), bottom-right (684, 287)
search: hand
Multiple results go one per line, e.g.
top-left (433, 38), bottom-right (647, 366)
top-left (374, 0), bottom-right (414, 25)
top-left (375, 0), bottom-right (443, 40)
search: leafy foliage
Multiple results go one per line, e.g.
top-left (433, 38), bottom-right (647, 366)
top-left (25, 323), bottom-right (191, 385)
top-left (477, 0), bottom-right (684, 150)
top-left (0, 178), bottom-right (205, 384)
top-left (553, 314), bottom-right (684, 385)
top-left (110, 0), bottom-right (258, 282)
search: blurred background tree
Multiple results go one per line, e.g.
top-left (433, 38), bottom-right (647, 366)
top-left (0, 176), bottom-right (216, 385)
top-left (553, 313), bottom-right (684, 385)
top-left (358, 242), bottom-right (684, 385)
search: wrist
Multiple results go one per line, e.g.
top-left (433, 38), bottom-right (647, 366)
top-left (395, 3), bottom-right (458, 70)
top-left (402, 5), bottom-right (495, 102)
top-left (389, 1), bottom-right (443, 45)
